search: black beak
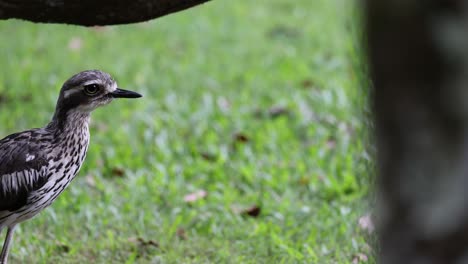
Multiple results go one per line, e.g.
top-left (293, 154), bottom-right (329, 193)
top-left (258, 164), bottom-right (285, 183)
top-left (110, 88), bottom-right (142, 99)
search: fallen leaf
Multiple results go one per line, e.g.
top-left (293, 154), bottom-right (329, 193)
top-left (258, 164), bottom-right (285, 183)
top-left (217, 96), bottom-right (231, 112)
top-left (85, 174), bottom-right (95, 187)
top-left (128, 237), bottom-right (159, 248)
top-left (241, 205), bottom-right (261, 217)
top-left (358, 214), bottom-right (374, 234)
top-left (96, 158), bottom-right (104, 168)
top-left (233, 132), bottom-right (249, 143)
top-left (268, 105), bottom-right (290, 118)
top-left (200, 152), bottom-right (217, 162)
top-left (68, 37), bottom-right (82, 51)
top-left (176, 228), bottom-right (187, 240)
top-left (184, 190), bottom-right (207, 203)
top-left (326, 137), bottom-right (337, 150)
top-left (111, 167), bottom-right (125, 177)
top-left (54, 241), bottom-right (70, 253)
top-left (300, 79), bottom-right (315, 88)
top-left (352, 253), bottom-right (368, 263)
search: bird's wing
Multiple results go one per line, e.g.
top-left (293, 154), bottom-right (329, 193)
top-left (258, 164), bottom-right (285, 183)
top-left (0, 130), bottom-right (49, 211)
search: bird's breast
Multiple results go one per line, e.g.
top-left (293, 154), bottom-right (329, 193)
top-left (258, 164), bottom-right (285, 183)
top-left (50, 127), bottom-right (90, 183)
top-left (33, 126), bottom-right (90, 206)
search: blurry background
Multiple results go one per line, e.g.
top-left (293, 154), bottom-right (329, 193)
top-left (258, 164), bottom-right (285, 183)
top-left (0, 0), bottom-right (371, 262)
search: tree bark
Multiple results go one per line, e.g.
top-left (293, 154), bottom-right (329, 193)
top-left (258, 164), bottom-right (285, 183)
top-left (367, 0), bottom-right (468, 263)
top-left (0, 0), bottom-right (212, 26)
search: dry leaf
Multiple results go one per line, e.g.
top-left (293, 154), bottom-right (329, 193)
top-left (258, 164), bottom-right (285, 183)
top-left (85, 174), bottom-right (95, 187)
top-left (200, 152), bottom-right (217, 162)
top-left (268, 105), bottom-right (290, 118)
top-left (54, 241), bottom-right (70, 253)
top-left (233, 132), bottom-right (249, 143)
top-left (352, 253), bottom-right (368, 263)
top-left (326, 137), bottom-right (337, 149)
top-left (241, 205), bottom-right (261, 217)
top-left (358, 214), bottom-right (374, 234)
top-left (128, 237), bottom-right (159, 248)
top-left (111, 167), bottom-right (125, 177)
top-left (301, 79), bottom-right (315, 88)
top-left (176, 228), bottom-right (187, 240)
top-left (184, 190), bottom-right (207, 203)
top-left (68, 37), bottom-right (82, 51)
top-left (217, 96), bottom-right (231, 112)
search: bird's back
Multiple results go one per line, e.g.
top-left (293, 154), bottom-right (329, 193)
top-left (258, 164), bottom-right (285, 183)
top-left (0, 129), bottom-right (51, 212)
top-left (0, 121), bottom-right (89, 227)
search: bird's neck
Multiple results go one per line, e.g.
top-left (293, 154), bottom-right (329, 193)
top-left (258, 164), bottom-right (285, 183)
top-left (47, 110), bottom-right (91, 135)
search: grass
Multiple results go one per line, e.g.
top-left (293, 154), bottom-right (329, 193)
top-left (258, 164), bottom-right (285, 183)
top-left (0, 0), bottom-right (373, 263)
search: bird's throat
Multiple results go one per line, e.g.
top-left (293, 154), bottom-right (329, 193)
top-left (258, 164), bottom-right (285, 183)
top-left (47, 110), bottom-right (90, 134)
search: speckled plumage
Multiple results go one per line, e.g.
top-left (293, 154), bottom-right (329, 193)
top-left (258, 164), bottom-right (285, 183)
top-left (0, 70), bottom-right (141, 264)
top-left (0, 111), bottom-right (89, 221)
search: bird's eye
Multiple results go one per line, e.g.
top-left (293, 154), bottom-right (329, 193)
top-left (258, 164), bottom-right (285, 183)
top-left (83, 84), bottom-right (100, 95)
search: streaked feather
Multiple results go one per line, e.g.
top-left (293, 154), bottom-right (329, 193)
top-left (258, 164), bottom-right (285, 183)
top-left (0, 130), bottom-right (49, 211)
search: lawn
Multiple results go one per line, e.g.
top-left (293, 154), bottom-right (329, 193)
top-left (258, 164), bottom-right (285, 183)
top-left (0, 0), bottom-right (373, 263)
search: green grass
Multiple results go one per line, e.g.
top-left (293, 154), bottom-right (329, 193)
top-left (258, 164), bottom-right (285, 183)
top-left (0, 0), bottom-right (373, 263)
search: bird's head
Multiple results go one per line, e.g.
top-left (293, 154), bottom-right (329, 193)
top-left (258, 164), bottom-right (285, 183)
top-left (54, 70), bottom-right (141, 115)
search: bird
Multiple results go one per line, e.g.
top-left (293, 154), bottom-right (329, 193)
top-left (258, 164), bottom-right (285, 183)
top-left (0, 70), bottom-right (141, 263)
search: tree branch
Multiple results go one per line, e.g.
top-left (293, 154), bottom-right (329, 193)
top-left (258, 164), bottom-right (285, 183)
top-left (0, 0), bottom-right (212, 26)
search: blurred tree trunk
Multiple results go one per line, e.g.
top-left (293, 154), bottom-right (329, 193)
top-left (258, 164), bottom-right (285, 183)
top-left (0, 0), bottom-right (211, 26)
top-left (366, 1), bottom-right (468, 263)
